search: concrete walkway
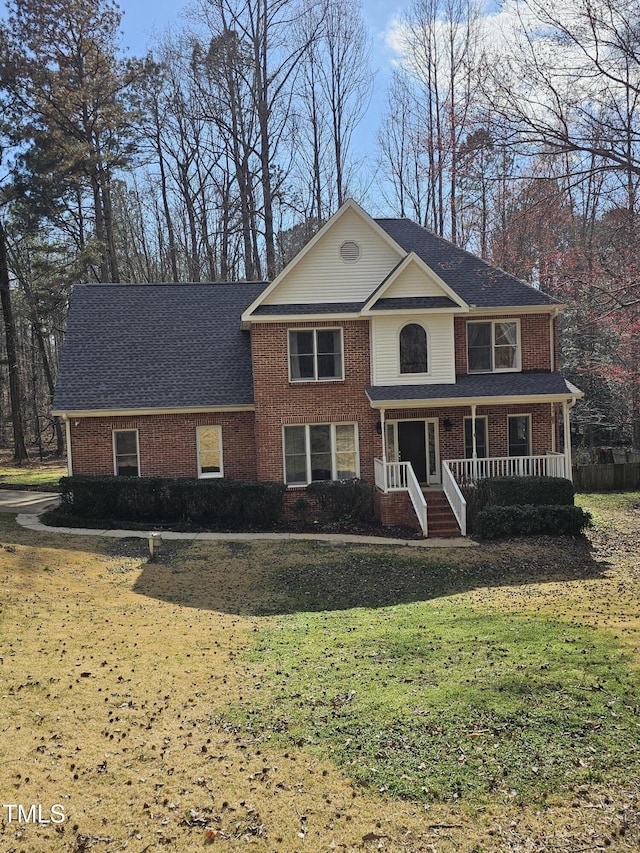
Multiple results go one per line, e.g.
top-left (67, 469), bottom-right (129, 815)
top-left (0, 489), bottom-right (61, 514)
top-left (9, 491), bottom-right (475, 549)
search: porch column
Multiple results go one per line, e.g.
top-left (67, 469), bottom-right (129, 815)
top-left (562, 400), bottom-right (573, 482)
top-left (380, 408), bottom-right (387, 492)
top-left (471, 403), bottom-right (478, 479)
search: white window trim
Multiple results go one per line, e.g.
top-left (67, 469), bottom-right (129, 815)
top-left (288, 327), bottom-right (344, 383)
top-left (467, 319), bottom-right (521, 374)
top-left (507, 413), bottom-right (532, 456)
top-left (196, 425), bottom-right (224, 479)
top-left (398, 321), bottom-right (430, 377)
top-left (282, 422), bottom-right (360, 486)
top-left (112, 428), bottom-right (140, 477)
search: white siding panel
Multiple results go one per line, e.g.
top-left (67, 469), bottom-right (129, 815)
top-left (372, 314), bottom-right (456, 385)
top-left (263, 207), bottom-right (402, 305)
top-left (383, 262), bottom-right (448, 298)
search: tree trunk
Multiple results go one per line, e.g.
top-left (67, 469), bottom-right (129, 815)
top-left (0, 220), bottom-right (28, 463)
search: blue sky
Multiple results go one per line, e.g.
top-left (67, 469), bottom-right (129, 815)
top-left (118, 0), bottom-right (409, 57)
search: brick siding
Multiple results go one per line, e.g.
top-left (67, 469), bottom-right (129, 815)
top-left (251, 320), bottom-right (382, 482)
top-left (69, 411), bottom-right (257, 480)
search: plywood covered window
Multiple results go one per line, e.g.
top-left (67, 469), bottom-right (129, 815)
top-left (197, 425), bottom-right (223, 477)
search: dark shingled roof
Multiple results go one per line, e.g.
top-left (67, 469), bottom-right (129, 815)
top-left (252, 301), bottom-right (363, 315)
top-left (370, 296), bottom-right (458, 311)
top-left (366, 372), bottom-right (578, 405)
top-left (375, 218), bottom-right (559, 308)
top-left (52, 282), bottom-right (267, 412)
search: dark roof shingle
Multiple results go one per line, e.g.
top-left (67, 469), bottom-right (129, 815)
top-left (366, 372), bottom-right (578, 404)
top-left (52, 282), bottom-right (267, 412)
top-left (375, 218), bottom-right (558, 308)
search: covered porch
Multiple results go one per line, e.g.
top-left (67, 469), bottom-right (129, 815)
top-left (367, 373), bottom-right (583, 537)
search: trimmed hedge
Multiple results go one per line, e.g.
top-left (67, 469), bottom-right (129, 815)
top-left (58, 476), bottom-right (286, 530)
top-left (475, 504), bottom-right (592, 540)
top-left (475, 476), bottom-right (576, 508)
top-left (306, 479), bottom-right (375, 523)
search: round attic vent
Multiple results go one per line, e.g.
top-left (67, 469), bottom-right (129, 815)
top-left (340, 240), bottom-right (360, 263)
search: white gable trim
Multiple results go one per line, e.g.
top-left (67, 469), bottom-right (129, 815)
top-left (241, 200), bottom-right (406, 323)
top-left (361, 252), bottom-right (468, 313)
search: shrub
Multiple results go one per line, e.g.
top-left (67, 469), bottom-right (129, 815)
top-left (306, 479), bottom-right (375, 523)
top-left (462, 476), bottom-right (576, 534)
top-left (475, 504), bottom-right (592, 540)
top-left (58, 476), bottom-right (286, 530)
top-left (478, 476), bottom-right (575, 507)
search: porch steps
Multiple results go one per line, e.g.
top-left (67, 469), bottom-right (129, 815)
top-left (423, 489), bottom-right (461, 538)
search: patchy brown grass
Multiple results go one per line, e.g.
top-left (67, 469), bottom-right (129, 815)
top-left (0, 494), bottom-right (638, 852)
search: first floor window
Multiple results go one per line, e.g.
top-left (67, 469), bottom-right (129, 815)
top-left (284, 423), bottom-right (358, 485)
top-left (113, 429), bottom-right (140, 476)
top-left (289, 328), bottom-right (343, 381)
top-left (467, 320), bottom-right (519, 373)
top-left (464, 416), bottom-right (488, 458)
top-left (508, 415), bottom-right (531, 456)
top-left (197, 425), bottom-right (223, 477)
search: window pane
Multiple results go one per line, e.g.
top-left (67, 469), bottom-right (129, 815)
top-left (116, 455), bottom-right (139, 477)
top-left (336, 454), bottom-right (357, 479)
top-left (115, 431), bottom-right (137, 455)
top-left (336, 424), bottom-right (357, 479)
top-left (290, 331), bottom-right (315, 379)
top-left (467, 323), bottom-right (492, 372)
top-left (494, 345), bottom-right (517, 369)
top-left (284, 426), bottom-right (307, 484)
top-left (335, 424), bottom-right (355, 452)
top-left (310, 425), bottom-right (331, 480)
top-left (400, 324), bottom-right (428, 373)
top-left (316, 330), bottom-right (342, 379)
top-left (284, 425), bottom-right (306, 455)
top-left (495, 322), bottom-right (517, 346)
top-left (198, 426), bottom-right (221, 474)
top-left (508, 416), bottom-right (530, 456)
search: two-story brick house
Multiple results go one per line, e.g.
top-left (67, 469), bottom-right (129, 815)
top-left (52, 200), bottom-right (582, 536)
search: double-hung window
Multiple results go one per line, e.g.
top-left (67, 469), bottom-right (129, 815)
top-left (467, 320), bottom-right (519, 373)
top-left (113, 429), bottom-right (140, 476)
top-left (289, 329), bottom-right (343, 381)
top-left (197, 425), bottom-right (223, 477)
top-left (283, 423), bottom-right (358, 485)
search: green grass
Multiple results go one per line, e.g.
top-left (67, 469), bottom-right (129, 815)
top-left (230, 599), bottom-right (639, 805)
top-left (0, 463), bottom-right (66, 488)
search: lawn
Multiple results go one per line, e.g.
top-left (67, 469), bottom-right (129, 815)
top-left (0, 493), bottom-right (638, 851)
top-left (0, 455), bottom-right (66, 489)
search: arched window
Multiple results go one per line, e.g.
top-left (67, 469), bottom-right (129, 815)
top-left (400, 323), bottom-right (428, 374)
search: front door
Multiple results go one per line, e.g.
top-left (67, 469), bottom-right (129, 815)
top-left (398, 421), bottom-right (427, 483)
top-left (394, 419), bottom-right (441, 485)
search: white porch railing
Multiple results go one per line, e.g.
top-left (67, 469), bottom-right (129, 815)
top-left (442, 461), bottom-right (467, 536)
top-left (374, 459), bottom-right (428, 536)
top-left (445, 452), bottom-right (566, 485)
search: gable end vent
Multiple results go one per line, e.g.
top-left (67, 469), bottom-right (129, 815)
top-left (340, 240), bottom-right (360, 263)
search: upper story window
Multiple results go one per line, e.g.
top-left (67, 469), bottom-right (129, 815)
top-left (289, 328), bottom-right (343, 382)
top-left (467, 320), bottom-right (519, 373)
top-left (399, 323), bottom-right (428, 374)
top-left (113, 429), bottom-right (140, 477)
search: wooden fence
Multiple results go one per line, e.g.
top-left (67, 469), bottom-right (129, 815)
top-left (572, 463), bottom-right (640, 492)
